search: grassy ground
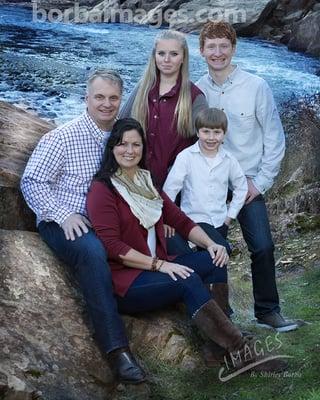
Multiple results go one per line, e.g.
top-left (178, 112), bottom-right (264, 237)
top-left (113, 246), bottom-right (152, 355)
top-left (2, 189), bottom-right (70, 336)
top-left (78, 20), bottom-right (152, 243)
top-left (142, 229), bottom-right (320, 400)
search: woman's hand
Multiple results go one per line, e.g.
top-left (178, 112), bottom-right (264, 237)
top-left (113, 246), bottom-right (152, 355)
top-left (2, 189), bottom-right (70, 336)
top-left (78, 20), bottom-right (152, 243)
top-left (163, 224), bottom-right (175, 238)
top-left (207, 243), bottom-right (229, 267)
top-left (159, 261), bottom-right (194, 281)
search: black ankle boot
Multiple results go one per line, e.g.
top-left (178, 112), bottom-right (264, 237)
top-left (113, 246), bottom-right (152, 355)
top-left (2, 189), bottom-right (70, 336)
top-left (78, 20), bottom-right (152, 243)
top-left (107, 347), bottom-right (146, 384)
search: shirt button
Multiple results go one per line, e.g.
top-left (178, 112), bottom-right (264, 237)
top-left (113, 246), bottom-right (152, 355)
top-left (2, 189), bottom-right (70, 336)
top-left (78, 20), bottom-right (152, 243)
top-left (153, 99), bottom-right (157, 102)
top-left (150, 132), bottom-right (155, 136)
top-left (163, 99), bottom-right (166, 102)
top-left (221, 108), bottom-right (224, 111)
top-left (154, 115), bottom-right (158, 119)
top-left (222, 91), bottom-right (225, 94)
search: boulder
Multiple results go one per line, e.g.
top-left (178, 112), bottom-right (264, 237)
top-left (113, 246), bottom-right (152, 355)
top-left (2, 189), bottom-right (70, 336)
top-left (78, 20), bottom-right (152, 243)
top-left (169, 0), bottom-right (271, 32)
top-left (0, 101), bottom-right (55, 231)
top-left (0, 229), bottom-right (199, 399)
top-left (66, 0), bottom-right (272, 31)
top-left (287, 11), bottom-right (320, 56)
top-left (237, 0), bottom-right (320, 57)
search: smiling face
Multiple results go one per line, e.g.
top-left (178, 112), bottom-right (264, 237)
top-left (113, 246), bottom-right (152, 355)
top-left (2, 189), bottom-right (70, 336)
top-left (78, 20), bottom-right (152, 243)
top-left (200, 37), bottom-right (235, 75)
top-left (86, 77), bottom-right (121, 131)
top-left (113, 129), bottom-right (143, 177)
top-left (155, 38), bottom-right (184, 78)
top-left (197, 127), bottom-right (225, 157)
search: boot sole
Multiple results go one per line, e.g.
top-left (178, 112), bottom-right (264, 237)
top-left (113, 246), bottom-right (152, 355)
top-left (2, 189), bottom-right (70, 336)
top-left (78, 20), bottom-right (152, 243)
top-left (118, 376), bottom-right (147, 385)
top-left (256, 321), bottom-right (298, 333)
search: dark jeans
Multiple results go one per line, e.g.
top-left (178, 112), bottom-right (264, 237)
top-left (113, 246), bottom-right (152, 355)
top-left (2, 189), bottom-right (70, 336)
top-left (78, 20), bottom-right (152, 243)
top-left (166, 223), bottom-right (231, 257)
top-left (116, 251), bottom-right (227, 317)
top-left (237, 195), bottom-right (280, 318)
top-left (38, 221), bottom-right (128, 353)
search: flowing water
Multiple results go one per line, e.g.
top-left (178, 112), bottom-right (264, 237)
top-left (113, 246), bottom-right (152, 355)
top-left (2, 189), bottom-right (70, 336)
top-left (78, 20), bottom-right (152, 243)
top-left (1, 4), bottom-right (320, 124)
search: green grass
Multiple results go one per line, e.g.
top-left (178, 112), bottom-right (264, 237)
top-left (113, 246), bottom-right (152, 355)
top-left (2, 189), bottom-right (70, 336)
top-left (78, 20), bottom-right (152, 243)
top-left (143, 267), bottom-right (320, 400)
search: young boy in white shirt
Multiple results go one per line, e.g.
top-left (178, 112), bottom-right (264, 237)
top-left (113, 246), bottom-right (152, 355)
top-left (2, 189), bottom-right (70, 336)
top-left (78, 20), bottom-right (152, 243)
top-left (163, 107), bottom-right (247, 240)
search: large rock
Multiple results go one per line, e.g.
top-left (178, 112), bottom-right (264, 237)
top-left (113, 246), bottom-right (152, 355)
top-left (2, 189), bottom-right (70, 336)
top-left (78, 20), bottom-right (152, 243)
top-left (287, 11), bottom-right (320, 56)
top-left (76, 0), bottom-right (271, 30)
top-left (0, 101), bottom-right (55, 231)
top-left (0, 229), bottom-right (199, 399)
top-left (237, 0), bottom-right (320, 57)
top-left (168, 0), bottom-right (271, 32)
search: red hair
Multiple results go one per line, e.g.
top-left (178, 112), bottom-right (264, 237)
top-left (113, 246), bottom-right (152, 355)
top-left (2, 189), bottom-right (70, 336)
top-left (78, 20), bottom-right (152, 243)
top-left (199, 21), bottom-right (237, 49)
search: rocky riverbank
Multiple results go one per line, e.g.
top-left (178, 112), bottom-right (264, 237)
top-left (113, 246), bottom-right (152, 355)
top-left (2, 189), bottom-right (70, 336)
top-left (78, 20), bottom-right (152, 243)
top-left (2, 0), bottom-right (320, 57)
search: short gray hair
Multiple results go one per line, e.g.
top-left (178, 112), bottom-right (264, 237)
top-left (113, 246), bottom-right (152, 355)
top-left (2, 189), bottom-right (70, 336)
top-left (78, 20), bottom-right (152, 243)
top-left (86, 69), bottom-right (123, 93)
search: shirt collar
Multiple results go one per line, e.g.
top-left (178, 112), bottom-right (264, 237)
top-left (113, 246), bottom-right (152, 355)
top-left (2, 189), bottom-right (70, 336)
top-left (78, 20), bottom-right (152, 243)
top-left (149, 73), bottom-right (182, 99)
top-left (83, 111), bottom-right (109, 144)
top-left (191, 141), bottom-right (227, 159)
top-left (208, 64), bottom-right (239, 87)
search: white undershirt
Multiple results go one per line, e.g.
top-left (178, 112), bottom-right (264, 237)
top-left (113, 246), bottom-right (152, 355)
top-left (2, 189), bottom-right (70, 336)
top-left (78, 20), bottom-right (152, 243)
top-left (147, 226), bottom-right (156, 257)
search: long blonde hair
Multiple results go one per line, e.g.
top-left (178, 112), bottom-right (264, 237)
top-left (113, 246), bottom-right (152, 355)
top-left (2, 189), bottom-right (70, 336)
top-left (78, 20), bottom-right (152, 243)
top-left (131, 30), bottom-right (193, 138)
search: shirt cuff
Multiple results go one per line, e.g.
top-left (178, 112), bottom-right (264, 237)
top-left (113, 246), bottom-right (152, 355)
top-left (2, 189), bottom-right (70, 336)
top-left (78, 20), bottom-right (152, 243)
top-left (227, 207), bottom-right (239, 220)
top-left (40, 207), bottom-right (74, 226)
top-left (251, 177), bottom-right (271, 195)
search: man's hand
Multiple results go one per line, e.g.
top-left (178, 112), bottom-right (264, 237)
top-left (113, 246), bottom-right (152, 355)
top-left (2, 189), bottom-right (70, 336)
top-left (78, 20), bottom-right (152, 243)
top-left (61, 213), bottom-right (92, 241)
top-left (207, 243), bottom-right (229, 267)
top-left (163, 224), bottom-right (175, 238)
top-left (245, 178), bottom-right (260, 204)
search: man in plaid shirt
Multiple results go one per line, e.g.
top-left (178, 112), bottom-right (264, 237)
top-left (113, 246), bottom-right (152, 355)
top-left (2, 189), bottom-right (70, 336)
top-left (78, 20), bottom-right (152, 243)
top-left (21, 69), bottom-right (146, 384)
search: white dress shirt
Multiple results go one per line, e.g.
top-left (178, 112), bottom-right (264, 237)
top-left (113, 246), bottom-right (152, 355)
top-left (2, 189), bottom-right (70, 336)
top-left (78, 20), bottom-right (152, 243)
top-left (163, 142), bottom-right (247, 228)
top-left (196, 66), bottom-right (285, 194)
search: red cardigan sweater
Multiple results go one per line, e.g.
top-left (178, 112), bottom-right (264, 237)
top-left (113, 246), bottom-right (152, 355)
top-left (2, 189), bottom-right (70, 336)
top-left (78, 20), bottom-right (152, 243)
top-left (86, 180), bottom-right (196, 297)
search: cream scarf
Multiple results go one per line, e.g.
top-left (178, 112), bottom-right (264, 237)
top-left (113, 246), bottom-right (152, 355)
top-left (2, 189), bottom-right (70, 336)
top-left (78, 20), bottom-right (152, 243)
top-left (111, 168), bottom-right (163, 229)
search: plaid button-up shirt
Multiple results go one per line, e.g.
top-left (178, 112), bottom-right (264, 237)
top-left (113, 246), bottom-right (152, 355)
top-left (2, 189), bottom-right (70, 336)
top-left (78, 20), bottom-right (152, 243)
top-left (21, 112), bottom-right (108, 225)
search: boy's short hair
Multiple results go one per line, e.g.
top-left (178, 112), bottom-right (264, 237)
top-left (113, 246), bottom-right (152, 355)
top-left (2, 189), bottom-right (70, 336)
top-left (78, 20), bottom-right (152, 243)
top-left (199, 21), bottom-right (237, 49)
top-left (195, 108), bottom-right (228, 133)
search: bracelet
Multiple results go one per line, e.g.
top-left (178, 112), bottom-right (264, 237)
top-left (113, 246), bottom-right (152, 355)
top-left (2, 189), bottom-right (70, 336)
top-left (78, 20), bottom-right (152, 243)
top-left (156, 260), bottom-right (165, 272)
top-left (151, 256), bottom-right (159, 272)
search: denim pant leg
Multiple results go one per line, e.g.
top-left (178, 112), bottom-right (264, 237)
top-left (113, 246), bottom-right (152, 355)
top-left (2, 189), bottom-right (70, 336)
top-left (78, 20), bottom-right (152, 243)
top-left (167, 224), bottom-right (231, 256)
top-left (197, 223), bottom-right (232, 254)
top-left (174, 251), bottom-right (228, 285)
top-left (237, 195), bottom-right (280, 318)
top-left (116, 251), bottom-right (227, 317)
top-left (166, 232), bottom-right (193, 256)
top-left (38, 221), bottom-right (128, 353)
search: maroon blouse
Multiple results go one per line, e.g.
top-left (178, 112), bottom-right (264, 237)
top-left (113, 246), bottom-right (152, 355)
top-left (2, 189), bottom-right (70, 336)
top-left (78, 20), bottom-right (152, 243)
top-left (86, 180), bottom-right (197, 297)
top-left (146, 77), bottom-right (204, 186)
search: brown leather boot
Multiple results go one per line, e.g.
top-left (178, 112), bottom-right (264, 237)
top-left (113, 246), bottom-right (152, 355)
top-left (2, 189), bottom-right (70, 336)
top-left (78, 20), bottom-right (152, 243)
top-left (194, 299), bottom-right (287, 372)
top-left (194, 299), bottom-right (244, 352)
top-left (207, 283), bottom-right (231, 316)
top-left (202, 283), bottom-right (233, 366)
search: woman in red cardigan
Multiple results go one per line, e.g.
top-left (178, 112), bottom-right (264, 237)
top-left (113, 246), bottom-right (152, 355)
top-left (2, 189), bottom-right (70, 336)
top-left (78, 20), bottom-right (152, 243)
top-left (86, 118), bottom-right (282, 376)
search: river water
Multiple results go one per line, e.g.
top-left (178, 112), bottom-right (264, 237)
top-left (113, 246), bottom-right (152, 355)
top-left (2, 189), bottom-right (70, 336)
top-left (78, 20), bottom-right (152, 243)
top-left (1, 4), bottom-right (320, 124)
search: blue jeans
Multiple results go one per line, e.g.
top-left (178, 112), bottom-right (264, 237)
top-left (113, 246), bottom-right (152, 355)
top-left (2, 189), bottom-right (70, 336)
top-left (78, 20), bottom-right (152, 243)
top-left (116, 251), bottom-right (227, 317)
top-left (237, 195), bottom-right (280, 318)
top-left (166, 223), bottom-right (231, 257)
top-left (38, 221), bottom-right (128, 353)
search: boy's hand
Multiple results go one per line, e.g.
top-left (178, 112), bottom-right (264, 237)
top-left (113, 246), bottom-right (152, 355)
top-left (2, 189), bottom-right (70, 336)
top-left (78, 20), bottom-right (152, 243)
top-left (163, 224), bottom-right (175, 238)
top-left (224, 217), bottom-right (232, 226)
